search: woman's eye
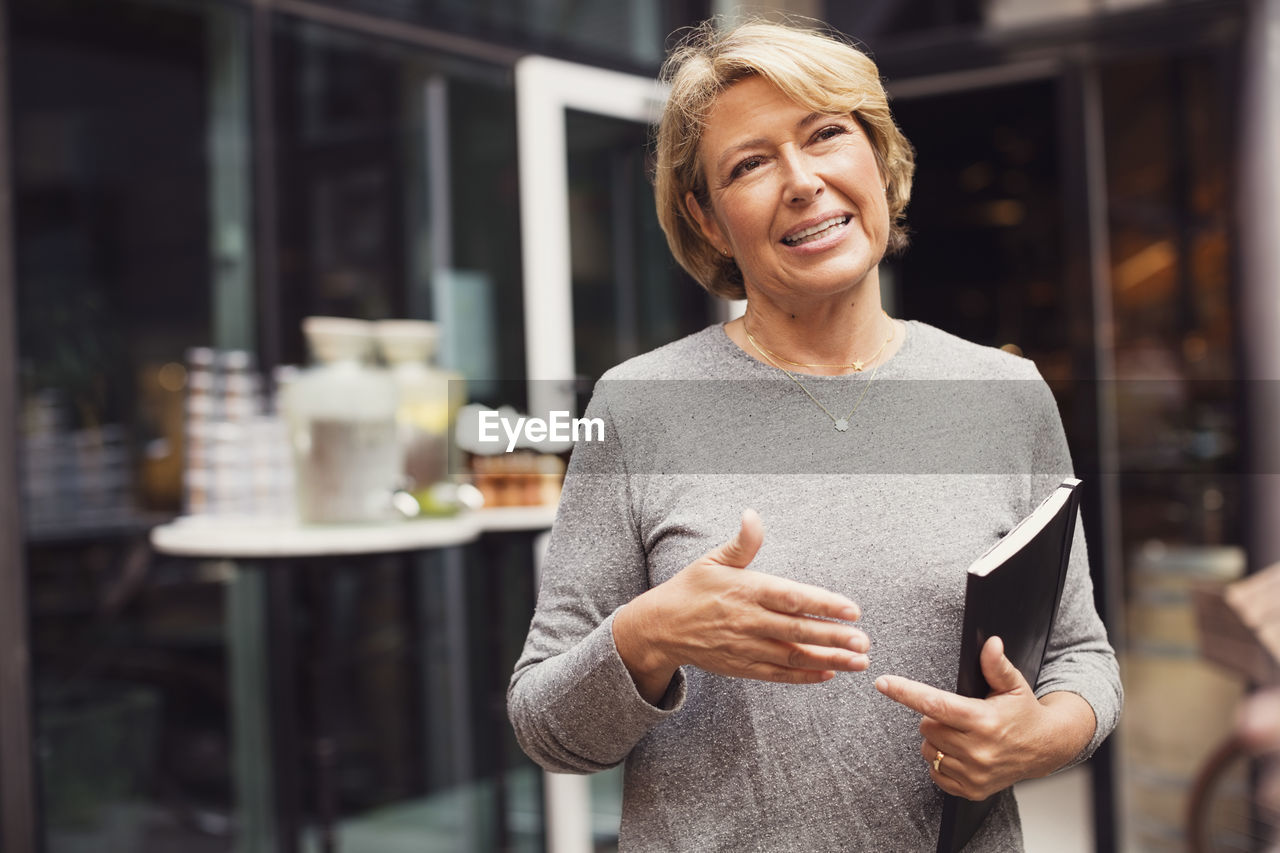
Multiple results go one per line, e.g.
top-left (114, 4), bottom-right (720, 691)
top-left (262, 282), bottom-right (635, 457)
top-left (731, 156), bottom-right (764, 178)
top-left (815, 125), bottom-right (848, 142)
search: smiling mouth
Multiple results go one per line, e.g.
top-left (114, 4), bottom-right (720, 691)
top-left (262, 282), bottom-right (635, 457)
top-left (781, 215), bottom-right (851, 246)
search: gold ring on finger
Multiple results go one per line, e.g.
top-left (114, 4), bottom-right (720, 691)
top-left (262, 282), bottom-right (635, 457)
top-left (933, 750), bottom-right (944, 773)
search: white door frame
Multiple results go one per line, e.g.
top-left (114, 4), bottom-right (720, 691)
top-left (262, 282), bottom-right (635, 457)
top-left (515, 55), bottom-right (667, 418)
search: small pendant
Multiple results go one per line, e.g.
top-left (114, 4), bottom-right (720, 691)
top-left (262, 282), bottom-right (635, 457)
top-left (834, 418), bottom-right (850, 432)
top-left (851, 360), bottom-right (864, 372)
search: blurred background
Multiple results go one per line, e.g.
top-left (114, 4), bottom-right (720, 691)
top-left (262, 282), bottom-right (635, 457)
top-left (0, 0), bottom-right (1277, 851)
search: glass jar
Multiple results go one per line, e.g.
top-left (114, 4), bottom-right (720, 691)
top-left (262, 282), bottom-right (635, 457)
top-left (288, 317), bottom-right (401, 524)
top-left (373, 320), bottom-right (465, 501)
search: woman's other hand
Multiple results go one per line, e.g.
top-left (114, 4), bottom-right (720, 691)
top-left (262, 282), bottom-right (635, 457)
top-left (874, 637), bottom-right (1096, 801)
top-left (612, 508), bottom-right (870, 704)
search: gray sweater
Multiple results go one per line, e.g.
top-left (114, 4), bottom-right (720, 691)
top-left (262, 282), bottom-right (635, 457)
top-left (508, 321), bottom-right (1122, 852)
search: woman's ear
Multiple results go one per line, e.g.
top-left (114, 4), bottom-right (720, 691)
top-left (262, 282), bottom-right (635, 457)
top-left (685, 190), bottom-right (727, 254)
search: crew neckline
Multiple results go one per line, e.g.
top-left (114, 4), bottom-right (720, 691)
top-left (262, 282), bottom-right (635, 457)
top-left (713, 319), bottom-right (918, 380)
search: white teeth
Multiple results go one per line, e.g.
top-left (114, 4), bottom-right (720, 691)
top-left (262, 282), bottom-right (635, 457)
top-left (783, 216), bottom-right (849, 245)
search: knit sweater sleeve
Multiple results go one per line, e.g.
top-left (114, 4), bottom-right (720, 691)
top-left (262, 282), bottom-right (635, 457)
top-left (1025, 372), bottom-right (1123, 766)
top-left (506, 384), bottom-right (686, 774)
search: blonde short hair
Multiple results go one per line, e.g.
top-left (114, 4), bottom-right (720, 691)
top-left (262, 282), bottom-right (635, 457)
top-left (654, 19), bottom-right (916, 300)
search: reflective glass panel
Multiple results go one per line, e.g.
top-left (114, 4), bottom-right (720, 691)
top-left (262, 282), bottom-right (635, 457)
top-left (889, 80), bottom-right (1068, 365)
top-left (10, 1), bottom-right (248, 850)
top-left (271, 18), bottom-right (527, 399)
top-left (565, 109), bottom-right (713, 382)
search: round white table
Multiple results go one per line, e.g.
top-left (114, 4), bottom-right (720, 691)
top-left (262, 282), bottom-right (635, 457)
top-left (150, 514), bottom-right (483, 558)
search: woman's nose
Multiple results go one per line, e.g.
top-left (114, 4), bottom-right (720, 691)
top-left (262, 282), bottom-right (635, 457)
top-left (781, 151), bottom-right (822, 204)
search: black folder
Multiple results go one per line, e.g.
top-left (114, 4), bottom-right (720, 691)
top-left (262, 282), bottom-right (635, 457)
top-left (936, 477), bottom-right (1083, 853)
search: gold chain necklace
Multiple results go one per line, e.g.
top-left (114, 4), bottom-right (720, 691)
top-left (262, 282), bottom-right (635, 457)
top-left (744, 310), bottom-right (895, 371)
top-left (745, 318), bottom-right (896, 432)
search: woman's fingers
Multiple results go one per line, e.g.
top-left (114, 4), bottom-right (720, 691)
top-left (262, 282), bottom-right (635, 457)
top-left (691, 609), bottom-right (870, 678)
top-left (753, 573), bottom-right (862, 622)
top-left (875, 675), bottom-right (979, 731)
top-left (737, 660), bottom-right (840, 684)
top-left (704, 507), bottom-right (765, 569)
top-left (751, 607), bottom-right (869, 652)
top-left (649, 514), bottom-right (868, 683)
top-left (915, 709), bottom-right (1037, 800)
top-left (716, 576), bottom-right (868, 671)
top-left (920, 739), bottom-right (974, 798)
top-left (766, 639), bottom-right (869, 672)
top-left (706, 632), bottom-right (867, 676)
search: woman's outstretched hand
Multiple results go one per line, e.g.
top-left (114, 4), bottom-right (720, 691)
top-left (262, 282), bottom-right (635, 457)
top-left (612, 508), bottom-right (870, 704)
top-left (874, 637), bottom-right (1096, 801)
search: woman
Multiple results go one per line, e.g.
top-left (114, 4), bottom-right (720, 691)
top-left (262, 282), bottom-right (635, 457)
top-left (508, 18), bottom-right (1121, 851)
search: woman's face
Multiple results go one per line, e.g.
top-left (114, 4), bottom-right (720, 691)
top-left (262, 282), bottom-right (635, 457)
top-left (686, 76), bottom-right (890, 306)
